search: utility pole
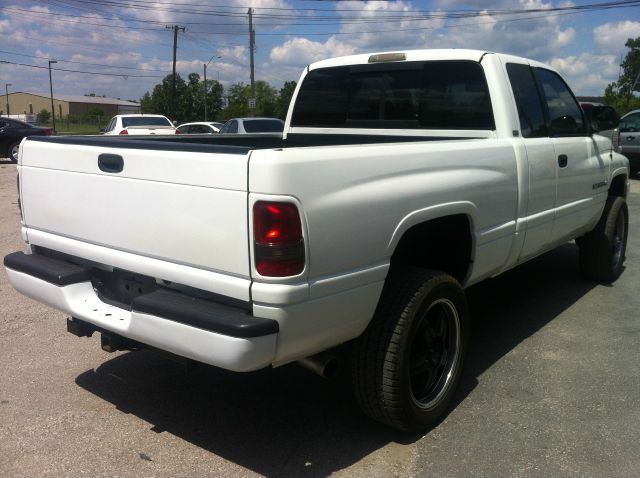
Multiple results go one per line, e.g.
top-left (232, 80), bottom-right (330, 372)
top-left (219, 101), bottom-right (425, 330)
top-left (48, 60), bottom-right (57, 132)
top-left (248, 8), bottom-right (256, 117)
top-left (204, 55), bottom-right (220, 122)
top-left (167, 25), bottom-right (185, 120)
top-left (4, 83), bottom-right (11, 117)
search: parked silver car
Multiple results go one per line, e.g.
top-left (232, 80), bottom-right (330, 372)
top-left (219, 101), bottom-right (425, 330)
top-left (618, 109), bottom-right (640, 176)
top-left (218, 117), bottom-right (284, 134)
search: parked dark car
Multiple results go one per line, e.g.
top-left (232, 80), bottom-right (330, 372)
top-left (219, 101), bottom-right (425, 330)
top-left (0, 118), bottom-right (54, 162)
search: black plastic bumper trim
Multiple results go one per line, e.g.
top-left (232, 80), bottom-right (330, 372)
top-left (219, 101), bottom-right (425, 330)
top-left (132, 289), bottom-right (278, 338)
top-left (4, 251), bottom-right (90, 286)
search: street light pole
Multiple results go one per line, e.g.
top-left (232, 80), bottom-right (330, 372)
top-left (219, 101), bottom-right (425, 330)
top-left (203, 55), bottom-right (220, 122)
top-left (48, 60), bottom-right (57, 133)
top-left (4, 83), bottom-right (11, 117)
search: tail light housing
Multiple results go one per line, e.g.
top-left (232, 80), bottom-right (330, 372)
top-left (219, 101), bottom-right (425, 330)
top-left (175, 129), bottom-right (182, 135)
top-left (119, 129), bottom-right (128, 135)
top-left (44, 128), bottom-right (53, 136)
top-left (253, 201), bottom-right (305, 277)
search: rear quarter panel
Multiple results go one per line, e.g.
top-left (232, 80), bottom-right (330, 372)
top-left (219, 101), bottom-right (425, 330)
top-left (249, 138), bottom-right (519, 285)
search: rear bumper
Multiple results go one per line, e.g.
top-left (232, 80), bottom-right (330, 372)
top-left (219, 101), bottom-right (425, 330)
top-left (4, 252), bottom-right (278, 371)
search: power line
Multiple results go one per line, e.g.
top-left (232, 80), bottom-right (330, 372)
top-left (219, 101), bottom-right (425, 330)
top-left (0, 49), bottom-right (170, 73)
top-left (0, 60), bottom-right (165, 78)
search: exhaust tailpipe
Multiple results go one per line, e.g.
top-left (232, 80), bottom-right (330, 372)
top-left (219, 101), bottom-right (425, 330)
top-left (297, 351), bottom-right (340, 379)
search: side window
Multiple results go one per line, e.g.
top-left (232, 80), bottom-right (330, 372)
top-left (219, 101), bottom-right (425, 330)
top-left (506, 63), bottom-right (547, 138)
top-left (228, 120), bottom-right (238, 133)
top-left (620, 113), bottom-right (640, 132)
top-left (219, 122), bottom-right (229, 134)
top-left (106, 118), bottom-right (116, 132)
top-left (535, 68), bottom-right (585, 137)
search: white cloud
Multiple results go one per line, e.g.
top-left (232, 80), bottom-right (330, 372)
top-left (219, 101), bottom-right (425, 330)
top-left (550, 53), bottom-right (619, 95)
top-left (270, 37), bottom-right (357, 66)
top-left (593, 21), bottom-right (640, 50)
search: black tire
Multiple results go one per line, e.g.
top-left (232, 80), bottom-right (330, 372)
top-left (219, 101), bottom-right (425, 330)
top-left (578, 195), bottom-right (628, 283)
top-left (8, 141), bottom-right (20, 163)
top-left (351, 267), bottom-right (469, 431)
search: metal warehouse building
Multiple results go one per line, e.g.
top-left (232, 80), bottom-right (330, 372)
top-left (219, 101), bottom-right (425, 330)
top-left (3, 92), bottom-right (140, 119)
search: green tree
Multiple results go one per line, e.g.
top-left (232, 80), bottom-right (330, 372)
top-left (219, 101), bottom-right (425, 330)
top-left (255, 80), bottom-right (278, 117)
top-left (224, 82), bottom-right (250, 118)
top-left (140, 73), bottom-right (224, 123)
top-left (36, 109), bottom-right (51, 124)
top-left (276, 81), bottom-right (297, 119)
top-left (222, 80), bottom-right (280, 118)
top-left (603, 37), bottom-right (640, 114)
top-left (139, 74), bottom-right (187, 122)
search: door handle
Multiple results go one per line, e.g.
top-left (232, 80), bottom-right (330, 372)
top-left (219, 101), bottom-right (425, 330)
top-left (558, 154), bottom-right (568, 168)
top-left (98, 154), bottom-right (124, 173)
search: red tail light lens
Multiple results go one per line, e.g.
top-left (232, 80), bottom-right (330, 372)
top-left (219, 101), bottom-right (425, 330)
top-left (119, 129), bottom-right (128, 135)
top-left (44, 128), bottom-right (53, 136)
top-left (175, 129), bottom-right (182, 135)
top-left (253, 201), bottom-right (304, 277)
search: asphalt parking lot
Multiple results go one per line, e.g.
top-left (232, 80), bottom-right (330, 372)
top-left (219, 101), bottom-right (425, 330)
top-left (0, 160), bottom-right (638, 478)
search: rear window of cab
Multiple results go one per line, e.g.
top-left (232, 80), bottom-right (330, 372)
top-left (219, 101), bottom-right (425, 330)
top-left (291, 60), bottom-right (495, 130)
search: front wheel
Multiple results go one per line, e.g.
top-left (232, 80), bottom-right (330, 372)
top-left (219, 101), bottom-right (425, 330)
top-left (351, 267), bottom-right (469, 431)
top-left (578, 195), bottom-right (628, 283)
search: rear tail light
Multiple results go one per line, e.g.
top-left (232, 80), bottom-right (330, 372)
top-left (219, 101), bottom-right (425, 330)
top-left (119, 129), bottom-right (128, 135)
top-left (175, 129), bottom-right (182, 135)
top-left (44, 128), bottom-right (53, 136)
top-left (253, 201), bottom-right (305, 277)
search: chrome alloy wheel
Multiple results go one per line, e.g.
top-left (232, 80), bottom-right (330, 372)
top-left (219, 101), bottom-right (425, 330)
top-left (611, 208), bottom-right (626, 268)
top-left (408, 298), bottom-right (460, 409)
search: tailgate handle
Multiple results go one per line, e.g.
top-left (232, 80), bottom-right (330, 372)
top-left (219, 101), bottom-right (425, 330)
top-left (98, 154), bottom-right (124, 173)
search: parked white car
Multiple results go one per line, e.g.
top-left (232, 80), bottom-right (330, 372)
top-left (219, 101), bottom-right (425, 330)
top-left (176, 122), bottom-right (224, 134)
top-left (102, 114), bottom-right (178, 135)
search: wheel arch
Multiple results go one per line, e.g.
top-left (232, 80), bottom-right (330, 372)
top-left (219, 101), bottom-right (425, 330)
top-left (608, 170), bottom-right (628, 198)
top-left (386, 202), bottom-right (476, 285)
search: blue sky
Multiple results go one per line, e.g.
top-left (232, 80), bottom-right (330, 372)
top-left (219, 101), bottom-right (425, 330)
top-left (1, 0), bottom-right (639, 102)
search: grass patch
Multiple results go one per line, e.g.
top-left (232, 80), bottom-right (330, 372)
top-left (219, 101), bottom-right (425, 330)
top-left (40, 122), bottom-right (104, 135)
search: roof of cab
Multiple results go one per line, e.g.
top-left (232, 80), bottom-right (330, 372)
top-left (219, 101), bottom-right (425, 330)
top-left (307, 48), bottom-right (552, 72)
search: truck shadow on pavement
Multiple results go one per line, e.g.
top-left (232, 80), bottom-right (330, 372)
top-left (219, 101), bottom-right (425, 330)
top-left (75, 243), bottom-right (597, 477)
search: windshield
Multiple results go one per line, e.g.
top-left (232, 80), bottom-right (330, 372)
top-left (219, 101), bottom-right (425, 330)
top-left (243, 119), bottom-right (284, 133)
top-left (291, 60), bottom-right (494, 130)
top-left (122, 116), bottom-right (173, 127)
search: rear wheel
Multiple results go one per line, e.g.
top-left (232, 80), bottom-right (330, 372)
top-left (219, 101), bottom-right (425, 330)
top-left (578, 195), bottom-right (628, 283)
top-left (351, 267), bottom-right (469, 431)
top-left (8, 141), bottom-right (20, 163)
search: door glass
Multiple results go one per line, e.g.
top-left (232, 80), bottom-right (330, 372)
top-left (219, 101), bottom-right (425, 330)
top-left (535, 68), bottom-right (585, 137)
top-left (506, 63), bottom-right (547, 138)
top-left (229, 121), bottom-right (238, 133)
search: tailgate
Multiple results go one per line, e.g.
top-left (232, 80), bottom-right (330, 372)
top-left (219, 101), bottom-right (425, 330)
top-left (19, 137), bottom-right (252, 286)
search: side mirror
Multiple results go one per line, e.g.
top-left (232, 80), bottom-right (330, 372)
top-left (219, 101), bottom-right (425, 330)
top-left (587, 105), bottom-right (619, 133)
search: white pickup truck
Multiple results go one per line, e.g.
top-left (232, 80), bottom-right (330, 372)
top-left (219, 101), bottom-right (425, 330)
top-left (4, 49), bottom-right (629, 431)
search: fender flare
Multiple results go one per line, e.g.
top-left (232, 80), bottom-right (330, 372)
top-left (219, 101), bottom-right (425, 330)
top-left (386, 201), bottom-right (479, 256)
